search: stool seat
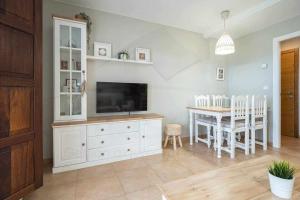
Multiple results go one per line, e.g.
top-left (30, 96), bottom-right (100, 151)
top-left (164, 124), bottom-right (182, 150)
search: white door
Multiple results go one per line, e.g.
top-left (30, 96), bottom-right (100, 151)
top-left (141, 120), bottom-right (162, 152)
top-left (54, 125), bottom-right (87, 167)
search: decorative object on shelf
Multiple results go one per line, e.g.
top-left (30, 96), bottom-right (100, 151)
top-left (136, 48), bottom-right (150, 62)
top-left (75, 12), bottom-right (92, 49)
top-left (118, 50), bottom-right (130, 60)
top-left (75, 61), bottom-right (81, 70)
top-left (62, 85), bottom-right (69, 93)
top-left (94, 42), bottom-right (112, 58)
top-left (215, 10), bottom-right (235, 55)
top-left (66, 79), bottom-right (78, 91)
top-left (80, 70), bottom-right (86, 96)
top-left (216, 67), bottom-right (224, 80)
top-left (61, 60), bottom-right (68, 70)
top-left (268, 160), bottom-right (295, 199)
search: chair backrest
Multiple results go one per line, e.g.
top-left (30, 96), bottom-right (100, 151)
top-left (251, 95), bottom-right (267, 119)
top-left (230, 96), bottom-right (249, 128)
top-left (195, 95), bottom-right (210, 107)
top-left (212, 95), bottom-right (227, 107)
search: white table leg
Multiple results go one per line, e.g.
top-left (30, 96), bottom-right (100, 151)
top-left (216, 114), bottom-right (222, 158)
top-left (189, 110), bottom-right (194, 145)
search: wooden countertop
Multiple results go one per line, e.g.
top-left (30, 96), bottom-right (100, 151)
top-left (187, 106), bottom-right (231, 112)
top-left (52, 113), bottom-right (164, 127)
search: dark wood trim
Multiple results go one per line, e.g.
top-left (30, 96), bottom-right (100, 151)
top-left (33, 0), bottom-right (43, 189)
top-left (0, 133), bottom-right (34, 149)
top-left (4, 184), bottom-right (35, 200)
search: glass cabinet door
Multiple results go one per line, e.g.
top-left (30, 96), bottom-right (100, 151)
top-left (54, 17), bottom-right (86, 121)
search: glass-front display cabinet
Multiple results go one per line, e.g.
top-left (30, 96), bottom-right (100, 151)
top-left (53, 17), bottom-right (87, 122)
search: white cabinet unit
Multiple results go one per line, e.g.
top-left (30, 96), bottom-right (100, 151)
top-left (53, 17), bottom-right (87, 122)
top-left (52, 114), bottom-right (163, 173)
top-left (53, 125), bottom-right (86, 167)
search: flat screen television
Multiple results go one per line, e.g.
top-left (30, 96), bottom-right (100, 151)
top-left (96, 82), bottom-right (148, 113)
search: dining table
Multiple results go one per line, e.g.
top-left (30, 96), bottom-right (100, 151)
top-left (187, 106), bottom-right (232, 158)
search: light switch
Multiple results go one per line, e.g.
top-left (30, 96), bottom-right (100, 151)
top-left (261, 64), bottom-right (268, 69)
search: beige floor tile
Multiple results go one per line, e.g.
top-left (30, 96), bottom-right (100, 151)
top-left (25, 182), bottom-right (76, 200)
top-left (117, 167), bottom-right (163, 193)
top-left (126, 186), bottom-right (163, 200)
top-left (113, 157), bottom-right (147, 172)
top-left (77, 163), bottom-right (115, 181)
top-left (150, 160), bottom-right (193, 182)
top-left (43, 169), bottom-right (78, 187)
top-left (75, 176), bottom-right (125, 200)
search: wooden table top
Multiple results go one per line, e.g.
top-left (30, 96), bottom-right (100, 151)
top-left (52, 113), bottom-right (164, 127)
top-left (160, 155), bottom-right (300, 200)
top-left (187, 106), bottom-right (231, 113)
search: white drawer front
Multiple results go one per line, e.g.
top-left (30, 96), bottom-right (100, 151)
top-left (87, 121), bottom-right (139, 137)
top-left (87, 132), bottom-right (139, 150)
top-left (87, 144), bottom-right (139, 162)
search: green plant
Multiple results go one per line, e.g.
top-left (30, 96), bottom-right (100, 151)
top-left (75, 12), bottom-right (92, 49)
top-left (268, 161), bottom-right (295, 180)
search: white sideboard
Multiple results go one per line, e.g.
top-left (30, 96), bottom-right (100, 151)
top-left (52, 113), bottom-right (163, 173)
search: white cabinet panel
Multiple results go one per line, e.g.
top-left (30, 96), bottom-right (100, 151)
top-left (54, 125), bottom-right (86, 167)
top-left (141, 119), bottom-right (162, 152)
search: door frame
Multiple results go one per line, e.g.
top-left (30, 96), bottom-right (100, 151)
top-left (273, 30), bottom-right (300, 148)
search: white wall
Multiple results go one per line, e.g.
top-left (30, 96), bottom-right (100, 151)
top-left (280, 37), bottom-right (300, 136)
top-left (226, 15), bottom-right (300, 142)
top-left (43, 0), bottom-right (227, 158)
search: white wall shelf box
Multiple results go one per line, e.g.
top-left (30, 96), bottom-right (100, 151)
top-left (87, 55), bottom-right (154, 65)
top-left (53, 17), bottom-right (87, 122)
top-left (52, 113), bottom-right (163, 173)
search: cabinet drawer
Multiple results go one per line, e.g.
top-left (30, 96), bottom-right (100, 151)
top-left (87, 121), bottom-right (139, 137)
top-left (87, 132), bottom-right (139, 150)
top-left (87, 144), bottom-right (139, 162)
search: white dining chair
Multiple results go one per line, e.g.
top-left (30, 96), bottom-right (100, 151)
top-left (194, 95), bottom-right (214, 148)
top-left (221, 95), bottom-right (250, 158)
top-left (250, 95), bottom-right (267, 154)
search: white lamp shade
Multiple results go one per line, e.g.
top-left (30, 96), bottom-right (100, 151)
top-left (215, 33), bottom-right (235, 55)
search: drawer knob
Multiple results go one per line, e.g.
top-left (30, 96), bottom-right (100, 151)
top-left (127, 149), bottom-right (130, 151)
top-left (82, 143), bottom-right (85, 147)
top-left (127, 137), bottom-right (130, 140)
top-left (101, 153), bottom-right (104, 156)
top-left (127, 126), bottom-right (130, 129)
top-left (142, 135), bottom-right (145, 138)
top-left (101, 128), bottom-right (104, 131)
top-left (101, 141), bottom-right (104, 144)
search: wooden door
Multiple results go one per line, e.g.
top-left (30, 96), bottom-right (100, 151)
top-left (281, 49), bottom-right (299, 137)
top-left (0, 0), bottom-right (43, 199)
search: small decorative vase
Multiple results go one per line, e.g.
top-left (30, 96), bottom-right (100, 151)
top-left (268, 172), bottom-right (295, 199)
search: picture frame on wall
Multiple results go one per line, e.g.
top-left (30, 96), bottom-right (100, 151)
top-left (136, 48), bottom-right (151, 62)
top-left (94, 42), bottom-right (112, 58)
top-left (216, 67), bottom-right (225, 81)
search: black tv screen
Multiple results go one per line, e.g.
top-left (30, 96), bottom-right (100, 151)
top-left (96, 82), bottom-right (148, 113)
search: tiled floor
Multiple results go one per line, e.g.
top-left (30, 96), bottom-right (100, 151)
top-left (25, 136), bottom-right (300, 200)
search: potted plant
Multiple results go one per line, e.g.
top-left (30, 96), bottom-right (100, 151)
top-left (118, 50), bottom-right (129, 60)
top-left (268, 160), bottom-right (295, 199)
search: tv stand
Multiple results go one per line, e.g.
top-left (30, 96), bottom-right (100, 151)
top-left (52, 113), bottom-right (164, 173)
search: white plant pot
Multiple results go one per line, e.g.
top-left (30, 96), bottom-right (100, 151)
top-left (268, 172), bottom-right (295, 199)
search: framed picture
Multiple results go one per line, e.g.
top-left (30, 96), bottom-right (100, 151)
top-left (136, 48), bottom-right (151, 62)
top-left (60, 60), bottom-right (68, 70)
top-left (216, 67), bottom-right (225, 81)
top-left (94, 42), bottom-right (112, 58)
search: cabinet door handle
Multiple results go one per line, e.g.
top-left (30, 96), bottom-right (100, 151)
top-left (142, 135), bottom-right (145, 138)
top-left (127, 137), bottom-right (130, 140)
top-left (127, 149), bottom-right (130, 152)
top-left (101, 141), bottom-right (104, 144)
top-left (127, 126), bottom-right (131, 129)
top-left (82, 143), bottom-right (85, 147)
top-left (101, 128), bottom-right (104, 132)
top-left (101, 153), bottom-right (104, 156)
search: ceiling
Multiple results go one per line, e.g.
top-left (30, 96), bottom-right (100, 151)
top-left (55, 0), bottom-right (300, 39)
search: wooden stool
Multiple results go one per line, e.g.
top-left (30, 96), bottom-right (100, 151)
top-left (164, 124), bottom-right (183, 150)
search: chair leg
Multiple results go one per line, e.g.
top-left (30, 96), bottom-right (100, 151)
top-left (164, 135), bottom-right (169, 148)
top-left (213, 127), bottom-right (217, 151)
top-left (195, 124), bottom-right (199, 143)
top-left (263, 121), bottom-right (267, 150)
top-left (230, 131), bottom-right (236, 159)
top-left (173, 136), bottom-right (177, 150)
top-left (251, 127), bottom-right (256, 154)
top-left (207, 126), bottom-right (211, 148)
top-left (178, 136), bottom-right (183, 147)
top-left (245, 129), bottom-right (249, 155)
